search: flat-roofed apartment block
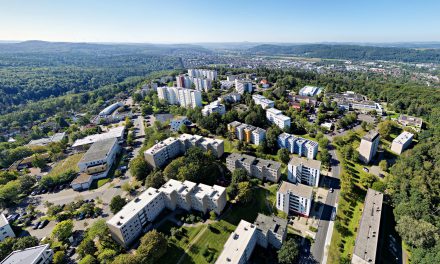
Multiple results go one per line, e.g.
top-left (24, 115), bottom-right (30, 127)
top-left (144, 134), bottom-right (224, 168)
top-left (202, 100), bottom-right (226, 116)
top-left (359, 130), bottom-right (380, 164)
top-left (288, 156), bottom-right (321, 187)
top-left (107, 187), bottom-right (165, 247)
top-left (254, 214), bottom-right (287, 249)
top-left (72, 138), bottom-right (120, 191)
top-left (252, 94), bottom-right (275, 109)
top-left (170, 116), bottom-right (188, 132)
top-left (1, 244), bottom-right (53, 264)
top-left (397, 115), bottom-right (422, 132)
top-left (158, 179), bottom-right (196, 211)
top-left (276, 181), bottom-right (313, 217)
top-left (0, 214), bottom-right (15, 242)
top-left (190, 183), bottom-right (227, 215)
top-left (352, 189), bottom-right (384, 264)
top-left (216, 220), bottom-right (258, 264)
top-left (227, 121), bottom-right (266, 146)
top-left (391, 131), bottom-right (414, 155)
top-left (266, 108), bottom-right (291, 129)
top-left (235, 79), bottom-right (253, 94)
top-left (226, 153), bottom-right (281, 183)
top-left (278, 133), bottom-right (319, 159)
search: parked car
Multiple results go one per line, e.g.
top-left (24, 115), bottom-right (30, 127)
top-left (38, 219), bottom-right (49, 229)
top-left (329, 188), bottom-right (334, 193)
top-left (33, 221), bottom-right (41, 230)
top-left (66, 248), bottom-right (75, 257)
top-left (363, 167), bottom-right (369, 172)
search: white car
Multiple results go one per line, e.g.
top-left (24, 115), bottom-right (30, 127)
top-left (329, 188), bottom-right (334, 193)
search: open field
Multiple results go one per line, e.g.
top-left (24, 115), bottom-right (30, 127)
top-left (46, 153), bottom-right (83, 177)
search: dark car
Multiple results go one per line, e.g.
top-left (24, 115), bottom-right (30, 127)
top-left (38, 219), bottom-right (49, 229)
top-left (66, 248), bottom-right (75, 257)
top-left (33, 221), bottom-right (41, 230)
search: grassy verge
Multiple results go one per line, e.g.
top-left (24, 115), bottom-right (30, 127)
top-left (47, 153), bottom-right (83, 177)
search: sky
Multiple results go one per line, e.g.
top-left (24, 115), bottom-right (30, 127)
top-left (1, 0), bottom-right (440, 43)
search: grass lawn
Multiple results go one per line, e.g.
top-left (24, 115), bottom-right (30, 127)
top-left (97, 178), bottom-right (111, 188)
top-left (47, 153), bottom-right (83, 177)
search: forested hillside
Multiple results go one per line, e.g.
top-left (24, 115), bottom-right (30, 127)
top-left (247, 44), bottom-right (440, 63)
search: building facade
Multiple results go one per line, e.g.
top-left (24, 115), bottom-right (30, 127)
top-left (157, 86), bottom-right (202, 108)
top-left (359, 130), bottom-right (380, 164)
top-left (278, 133), bottom-right (319, 159)
top-left (252, 94), bottom-right (275, 109)
top-left (202, 100), bottom-right (226, 116)
top-left (299, 86), bottom-right (323, 96)
top-left (391, 131), bottom-right (413, 155)
top-left (397, 115), bottom-right (422, 132)
top-left (288, 156), bottom-right (321, 187)
top-left (226, 153), bottom-right (281, 183)
top-left (266, 108), bottom-right (291, 129)
top-left (170, 116), bottom-right (188, 132)
top-left (0, 214), bottom-right (15, 242)
top-left (276, 181), bottom-right (313, 217)
top-left (235, 79), bottom-right (253, 94)
top-left (227, 121), bottom-right (266, 146)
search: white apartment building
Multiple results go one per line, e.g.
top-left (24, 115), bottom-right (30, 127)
top-left (276, 181), bottom-right (313, 217)
top-left (72, 138), bottom-right (120, 191)
top-left (288, 156), bottom-right (321, 187)
top-left (188, 69), bottom-right (217, 80)
top-left (216, 220), bottom-right (258, 264)
top-left (391, 131), bottom-right (413, 155)
top-left (144, 134), bottom-right (224, 168)
top-left (193, 77), bottom-right (212, 92)
top-left (1, 244), bottom-right (53, 264)
top-left (254, 214), bottom-right (288, 250)
top-left (235, 79), bottom-right (253, 94)
top-left (170, 116), bottom-right (188, 132)
top-left (252, 128), bottom-right (266, 146)
top-left (299, 86), bottom-right (323, 96)
top-left (0, 214), bottom-right (15, 242)
top-left (278, 133), bottom-right (319, 159)
top-left (107, 180), bottom-right (226, 247)
top-left (252, 94), bottom-right (275, 109)
top-left (202, 100), bottom-right (226, 116)
top-left (266, 108), bottom-right (291, 129)
top-left (218, 93), bottom-right (241, 103)
top-left (157, 86), bottom-right (202, 108)
top-left (228, 122), bottom-right (266, 146)
top-left (226, 153), bottom-right (282, 183)
top-left (359, 130), bottom-right (380, 164)
top-left (176, 74), bottom-right (192, 88)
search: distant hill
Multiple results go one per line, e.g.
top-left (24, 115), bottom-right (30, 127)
top-left (246, 44), bottom-right (440, 63)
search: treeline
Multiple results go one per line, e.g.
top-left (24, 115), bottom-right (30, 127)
top-left (246, 44), bottom-right (440, 63)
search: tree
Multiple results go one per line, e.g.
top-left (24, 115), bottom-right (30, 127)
top-left (231, 168), bottom-right (249, 184)
top-left (109, 195), bottom-right (127, 214)
top-left (377, 120), bottom-right (393, 139)
top-left (266, 126), bottom-right (282, 153)
top-left (320, 148), bottom-right (331, 168)
top-left (97, 249), bottom-right (117, 264)
top-left (32, 154), bottom-right (46, 169)
top-left (379, 160), bottom-right (388, 171)
top-left (125, 117), bottom-right (133, 128)
top-left (11, 236), bottom-right (39, 251)
top-left (136, 230), bottom-right (168, 263)
top-left (127, 131), bottom-right (134, 146)
top-left (236, 181), bottom-right (252, 204)
top-left (77, 238), bottom-right (97, 259)
top-left (145, 170), bottom-right (165, 189)
top-left (111, 254), bottom-right (140, 264)
top-left (53, 251), bottom-right (66, 264)
top-left (51, 220), bottom-right (74, 243)
top-left (209, 211), bottom-right (217, 220)
top-left (79, 255), bottom-right (98, 264)
top-left (278, 239), bottom-right (299, 264)
top-left (277, 148), bottom-right (290, 164)
top-left (129, 156), bottom-right (150, 181)
top-left (396, 216), bottom-right (438, 248)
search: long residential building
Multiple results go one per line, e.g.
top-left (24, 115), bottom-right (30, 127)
top-left (188, 69), bottom-right (217, 80)
top-left (278, 133), bottom-right (319, 159)
top-left (276, 181), bottom-right (314, 217)
top-left (99, 102), bottom-right (124, 117)
top-left (1, 244), bottom-right (53, 264)
top-left (72, 137), bottom-right (120, 191)
top-left (288, 156), bottom-right (321, 187)
top-left (235, 79), bottom-right (253, 94)
top-left (216, 214), bottom-right (287, 264)
top-left (157, 86), bottom-right (202, 108)
top-left (359, 130), bottom-right (380, 164)
top-left (266, 108), bottom-right (291, 129)
top-left (144, 134), bottom-right (224, 168)
top-left (227, 121), bottom-right (266, 146)
top-left (0, 214), bottom-right (15, 242)
top-left (107, 179), bottom-right (226, 247)
top-left (202, 100), bottom-right (226, 116)
top-left (252, 94), bottom-right (274, 109)
top-left (218, 93), bottom-right (241, 103)
top-left (226, 153), bottom-right (282, 183)
top-left (352, 189), bottom-right (383, 264)
top-left (391, 131), bottom-right (413, 155)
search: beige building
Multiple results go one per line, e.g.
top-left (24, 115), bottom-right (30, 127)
top-left (288, 156), bottom-right (321, 187)
top-left (190, 183), bottom-right (227, 215)
top-left (276, 181), bottom-right (314, 217)
top-left (391, 131), bottom-right (413, 155)
top-left (359, 130), bottom-right (380, 164)
top-left (226, 153), bottom-right (281, 183)
top-left (352, 189), bottom-right (383, 264)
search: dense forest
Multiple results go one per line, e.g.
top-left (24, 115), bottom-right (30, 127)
top-left (246, 44), bottom-right (440, 63)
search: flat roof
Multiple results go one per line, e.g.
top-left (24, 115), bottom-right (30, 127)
top-left (216, 220), bottom-right (257, 264)
top-left (398, 114), bottom-right (422, 125)
top-left (1, 244), bottom-right (50, 264)
top-left (79, 137), bottom-right (118, 163)
top-left (254, 213), bottom-right (288, 237)
top-left (192, 183), bottom-right (225, 201)
top-left (353, 189), bottom-right (384, 263)
top-left (289, 156), bottom-right (321, 170)
top-left (392, 131), bottom-right (414, 145)
top-left (27, 132), bottom-right (66, 146)
top-left (72, 126), bottom-right (125, 148)
top-left (267, 108), bottom-right (282, 115)
top-left (278, 181), bottom-right (313, 199)
top-left (144, 137), bottom-right (180, 155)
top-left (362, 130), bottom-right (380, 142)
top-left (0, 213), bottom-right (9, 228)
top-left (71, 173), bottom-right (93, 185)
top-left (159, 179), bottom-right (196, 196)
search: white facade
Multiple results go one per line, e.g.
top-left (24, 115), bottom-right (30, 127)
top-left (277, 133), bottom-right (319, 159)
top-left (266, 108), bottom-right (291, 129)
top-left (228, 122), bottom-right (266, 146)
top-left (157, 86), bottom-right (202, 108)
top-left (252, 94), bottom-right (275, 109)
top-left (72, 126), bottom-right (125, 148)
top-left (235, 79), bottom-right (253, 94)
top-left (288, 157), bottom-right (321, 187)
top-left (170, 116), bottom-right (188, 132)
top-left (276, 181), bottom-right (313, 217)
top-left (107, 180), bottom-right (226, 247)
top-left (188, 69), bottom-right (217, 80)
top-left (391, 131), bottom-right (413, 155)
top-left (0, 214), bottom-right (15, 242)
top-left (299, 86), bottom-right (322, 96)
top-left (193, 77), bottom-right (212, 92)
top-left (359, 131), bottom-right (380, 164)
top-left (202, 100), bottom-right (226, 116)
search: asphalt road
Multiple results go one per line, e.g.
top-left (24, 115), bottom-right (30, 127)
top-left (309, 147), bottom-right (341, 263)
